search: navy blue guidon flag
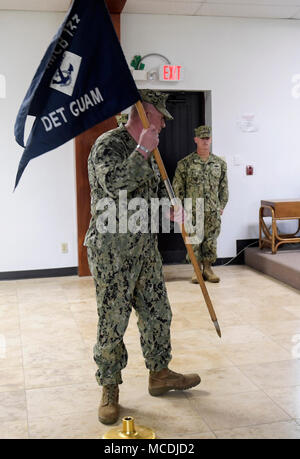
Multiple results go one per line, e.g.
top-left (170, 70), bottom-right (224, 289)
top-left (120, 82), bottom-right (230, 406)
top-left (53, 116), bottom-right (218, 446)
top-left (14, 0), bottom-right (140, 188)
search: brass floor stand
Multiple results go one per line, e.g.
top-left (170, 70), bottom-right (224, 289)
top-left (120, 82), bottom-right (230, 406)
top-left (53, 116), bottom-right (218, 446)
top-left (103, 416), bottom-right (156, 439)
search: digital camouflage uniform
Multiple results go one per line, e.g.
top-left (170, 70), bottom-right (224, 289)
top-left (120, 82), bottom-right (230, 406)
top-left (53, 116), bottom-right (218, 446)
top-left (84, 126), bottom-right (172, 386)
top-left (115, 113), bottom-right (128, 127)
top-left (173, 151), bottom-right (228, 264)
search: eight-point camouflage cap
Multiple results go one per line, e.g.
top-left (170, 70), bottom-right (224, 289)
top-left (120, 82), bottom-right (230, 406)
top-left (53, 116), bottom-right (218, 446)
top-left (115, 113), bottom-right (128, 126)
top-left (194, 125), bottom-right (212, 138)
top-left (139, 89), bottom-right (174, 120)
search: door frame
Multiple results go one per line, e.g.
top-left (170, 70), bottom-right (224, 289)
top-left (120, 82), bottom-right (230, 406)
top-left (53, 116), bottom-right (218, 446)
top-left (75, 1), bottom-right (126, 276)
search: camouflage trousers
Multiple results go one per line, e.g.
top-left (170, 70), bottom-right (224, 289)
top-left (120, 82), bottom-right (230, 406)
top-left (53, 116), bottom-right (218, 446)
top-left (87, 238), bottom-right (172, 386)
top-left (188, 211), bottom-right (221, 264)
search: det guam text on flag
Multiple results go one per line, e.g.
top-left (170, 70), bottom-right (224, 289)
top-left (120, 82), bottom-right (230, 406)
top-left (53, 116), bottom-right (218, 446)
top-left (41, 87), bottom-right (104, 132)
top-left (41, 11), bottom-right (104, 132)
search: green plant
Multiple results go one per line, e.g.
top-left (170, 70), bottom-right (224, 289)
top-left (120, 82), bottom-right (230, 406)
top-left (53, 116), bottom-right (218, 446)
top-left (130, 55), bottom-right (145, 70)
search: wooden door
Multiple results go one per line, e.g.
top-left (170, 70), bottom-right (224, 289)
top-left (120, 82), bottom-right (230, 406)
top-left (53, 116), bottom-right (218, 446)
top-left (75, 1), bottom-right (126, 276)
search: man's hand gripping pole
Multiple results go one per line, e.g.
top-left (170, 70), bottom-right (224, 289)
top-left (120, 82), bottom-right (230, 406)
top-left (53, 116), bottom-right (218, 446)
top-left (135, 101), bottom-right (221, 338)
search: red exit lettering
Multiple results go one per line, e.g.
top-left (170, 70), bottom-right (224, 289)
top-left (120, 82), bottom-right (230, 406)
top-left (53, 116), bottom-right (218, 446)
top-left (162, 65), bottom-right (182, 81)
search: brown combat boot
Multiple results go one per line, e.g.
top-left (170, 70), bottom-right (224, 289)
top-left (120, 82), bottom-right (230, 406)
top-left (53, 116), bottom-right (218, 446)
top-left (98, 384), bottom-right (119, 425)
top-left (191, 271), bottom-right (198, 283)
top-left (149, 368), bottom-right (201, 396)
top-left (202, 261), bottom-right (220, 283)
top-left (191, 265), bottom-right (201, 284)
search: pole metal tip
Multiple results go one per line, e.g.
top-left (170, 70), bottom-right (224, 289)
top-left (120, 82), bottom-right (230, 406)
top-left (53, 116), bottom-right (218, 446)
top-left (213, 320), bottom-right (221, 338)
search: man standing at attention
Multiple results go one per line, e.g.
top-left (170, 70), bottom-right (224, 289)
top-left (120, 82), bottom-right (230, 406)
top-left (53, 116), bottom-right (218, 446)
top-left (173, 126), bottom-right (228, 284)
top-left (84, 90), bottom-right (201, 426)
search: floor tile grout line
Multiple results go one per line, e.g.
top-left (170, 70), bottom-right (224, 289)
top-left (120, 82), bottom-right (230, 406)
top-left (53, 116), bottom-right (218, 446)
top-left (235, 359), bottom-right (300, 420)
top-left (212, 418), bottom-right (300, 439)
top-left (185, 380), bottom-right (300, 428)
top-left (182, 391), bottom-right (214, 435)
top-left (255, 387), bottom-right (295, 421)
top-left (15, 282), bottom-right (30, 438)
top-left (245, 319), bottom-right (300, 353)
top-left (64, 284), bottom-right (97, 354)
top-left (251, 377), bottom-right (300, 421)
top-left (24, 383), bottom-right (100, 395)
top-left (16, 279), bottom-right (87, 438)
top-left (222, 346), bottom-right (297, 369)
top-left (2, 267), bottom-right (299, 439)
top-left (190, 404), bottom-right (294, 434)
top-left (25, 380), bottom-right (100, 394)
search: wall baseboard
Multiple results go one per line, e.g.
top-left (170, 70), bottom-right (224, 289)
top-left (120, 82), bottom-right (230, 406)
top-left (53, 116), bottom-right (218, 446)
top-left (213, 257), bottom-right (235, 266)
top-left (0, 267), bottom-right (78, 281)
top-left (0, 239), bottom-right (260, 281)
top-left (161, 239), bottom-right (259, 266)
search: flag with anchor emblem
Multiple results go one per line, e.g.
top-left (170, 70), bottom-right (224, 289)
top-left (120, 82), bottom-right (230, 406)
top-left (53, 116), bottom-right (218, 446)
top-left (14, 0), bottom-right (140, 188)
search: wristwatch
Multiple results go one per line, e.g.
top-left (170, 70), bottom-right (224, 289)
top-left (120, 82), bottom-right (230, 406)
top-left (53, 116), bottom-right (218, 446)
top-left (136, 144), bottom-right (151, 156)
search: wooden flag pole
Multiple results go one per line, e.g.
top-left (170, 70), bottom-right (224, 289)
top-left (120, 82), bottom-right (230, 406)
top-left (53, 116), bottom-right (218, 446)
top-left (135, 101), bottom-right (221, 338)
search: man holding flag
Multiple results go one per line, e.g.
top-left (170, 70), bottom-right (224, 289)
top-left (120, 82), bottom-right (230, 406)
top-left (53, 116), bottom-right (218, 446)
top-left (85, 90), bottom-right (201, 425)
top-left (14, 0), bottom-right (200, 427)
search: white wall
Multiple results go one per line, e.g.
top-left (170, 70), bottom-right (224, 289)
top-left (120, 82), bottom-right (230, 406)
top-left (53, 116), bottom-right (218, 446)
top-left (122, 14), bottom-right (300, 258)
top-left (0, 11), bottom-right (78, 271)
top-left (1, 11), bottom-right (300, 273)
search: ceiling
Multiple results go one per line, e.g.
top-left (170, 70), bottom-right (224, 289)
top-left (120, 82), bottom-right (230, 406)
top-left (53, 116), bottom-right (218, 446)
top-left (0, 0), bottom-right (300, 20)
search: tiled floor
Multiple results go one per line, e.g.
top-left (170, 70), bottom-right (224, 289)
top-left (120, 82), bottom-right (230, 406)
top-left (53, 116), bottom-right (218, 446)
top-left (1, 264), bottom-right (300, 439)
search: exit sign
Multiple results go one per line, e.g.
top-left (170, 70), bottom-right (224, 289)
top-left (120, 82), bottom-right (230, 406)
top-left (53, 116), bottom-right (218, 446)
top-left (159, 65), bottom-right (183, 81)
